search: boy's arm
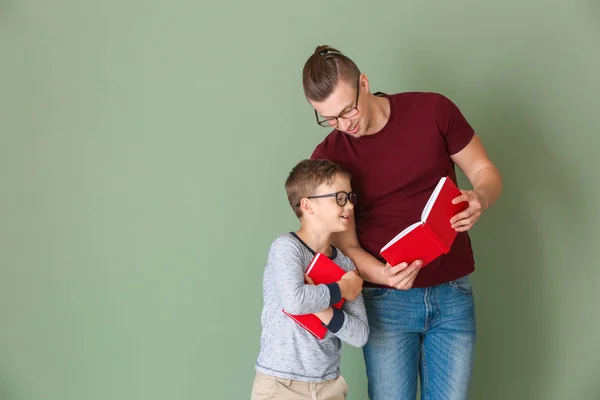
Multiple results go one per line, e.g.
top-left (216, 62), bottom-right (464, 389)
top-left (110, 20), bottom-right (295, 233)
top-left (314, 293), bottom-right (369, 348)
top-left (309, 258), bottom-right (369, 348)
top-left (271, 237), bottom-right (340, 315)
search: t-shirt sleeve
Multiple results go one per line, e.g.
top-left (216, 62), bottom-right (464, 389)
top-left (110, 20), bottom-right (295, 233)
top-left (310, 144), bottom-right (326, 160)
top-left (433, 94), bottom-right (475, 155)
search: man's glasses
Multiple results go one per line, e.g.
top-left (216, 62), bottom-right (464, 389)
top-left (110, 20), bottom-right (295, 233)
top-left (296, 191), bottom-right (358, 208)
top-left (314, 76), bottom-right (361, 128)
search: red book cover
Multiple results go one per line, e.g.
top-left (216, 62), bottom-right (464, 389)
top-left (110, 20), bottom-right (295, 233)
top-left (379, 176), bottom-right (468, 268)
top-left (282, 252), bottom-right (347, 340)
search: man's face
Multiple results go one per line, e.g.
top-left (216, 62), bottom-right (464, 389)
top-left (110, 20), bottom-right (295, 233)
top-left (309, 76), bottom-right (370, 138)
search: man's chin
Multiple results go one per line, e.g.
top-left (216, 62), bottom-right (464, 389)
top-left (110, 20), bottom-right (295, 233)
top-left (344, 130), bottom-right (364, 138)
top-left (341, 121), bottom-right (360, 135)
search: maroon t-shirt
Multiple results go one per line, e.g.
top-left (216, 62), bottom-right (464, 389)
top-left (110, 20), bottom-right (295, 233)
top-left (310, 92), bottom-right (476, 288)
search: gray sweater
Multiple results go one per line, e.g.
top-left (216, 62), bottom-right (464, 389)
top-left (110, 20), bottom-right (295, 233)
top-left (255, 232), bottom-right (369, 382)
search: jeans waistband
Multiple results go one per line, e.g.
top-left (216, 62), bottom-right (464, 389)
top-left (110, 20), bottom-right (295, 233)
top-left (363, 281), bottom-right (393, 289)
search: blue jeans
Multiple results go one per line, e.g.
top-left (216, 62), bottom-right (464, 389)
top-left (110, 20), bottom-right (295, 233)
top-left (362, 275), bottom-right (476, 400)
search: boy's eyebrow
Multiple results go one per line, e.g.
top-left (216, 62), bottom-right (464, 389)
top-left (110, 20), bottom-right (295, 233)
top-left (319, 101), bottom-right (355, 119)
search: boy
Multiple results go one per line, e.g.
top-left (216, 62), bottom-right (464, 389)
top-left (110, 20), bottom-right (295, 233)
top-left (251, 159), bottom-right (369, 400)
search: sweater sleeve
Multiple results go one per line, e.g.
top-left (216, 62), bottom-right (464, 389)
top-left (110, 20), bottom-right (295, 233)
top-left (325, 255), bottom-right (369, 347)
top-left (270, 237), bottom-right (336, 315)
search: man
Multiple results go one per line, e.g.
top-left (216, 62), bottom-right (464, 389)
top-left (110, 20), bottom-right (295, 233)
top-left (302, 45), bottom-right (502, 400)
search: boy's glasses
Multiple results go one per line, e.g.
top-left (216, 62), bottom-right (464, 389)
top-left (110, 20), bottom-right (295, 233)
top-left (296, 191), bottom-right (357, 208)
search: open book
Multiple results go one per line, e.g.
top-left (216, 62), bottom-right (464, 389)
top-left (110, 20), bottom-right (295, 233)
top-left (282, 252), bottom-right (347, 340)
top-left (379, 176), bottom-right (468, 268)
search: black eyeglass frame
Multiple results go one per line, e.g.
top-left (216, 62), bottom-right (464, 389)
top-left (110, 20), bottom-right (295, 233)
top-left (295, 191), bottom-right (357, 208)
top-left (314, 76), bottom-right (361, 127)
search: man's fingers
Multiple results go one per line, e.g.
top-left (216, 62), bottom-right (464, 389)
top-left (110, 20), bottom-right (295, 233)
top-left (450, 208), bottom-right (473, 224)
top-left (454, 217), bottom-right (471, 227)
top-left (387, 261), bottom-right (421, 288)
top-left (389, 267), bottom-right (419, 289)
top-left (452, 193), bottom-right (469, 205)
top-left (385, 260), bottom-right (421, 279)
top-left (388, 262), bottom-right (408, 274)
top-left (393, 275), bottom-right (417, 290)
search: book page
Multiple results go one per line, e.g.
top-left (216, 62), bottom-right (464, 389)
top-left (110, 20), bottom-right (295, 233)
top-left (422, 176), bottom-right (467, 249)
top-left (421, 177), bottom-right (447, 222)
top-left (380, 221), bottom-right (423, 252)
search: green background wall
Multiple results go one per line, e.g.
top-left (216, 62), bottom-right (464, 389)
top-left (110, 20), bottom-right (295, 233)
top-left (1, 1), bottom-right (599, 399)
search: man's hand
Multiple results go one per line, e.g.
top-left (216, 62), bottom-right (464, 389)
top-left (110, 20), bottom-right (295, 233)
top-left (337, 270), bottom-right (363, 301)
top-left (384, 260), bottom-right (422, 290)
top-left (450, 189), bottom-right (488, 232)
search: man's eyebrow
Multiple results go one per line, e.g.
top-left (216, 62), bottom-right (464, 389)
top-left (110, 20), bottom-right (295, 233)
top-left (319, 102), bottom-right (354, 118)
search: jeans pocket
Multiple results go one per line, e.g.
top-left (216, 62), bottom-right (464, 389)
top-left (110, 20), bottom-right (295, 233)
top-left (362, 287), bottom-right (391, 300)
top-left (449, 275), bottom-right (473, 295)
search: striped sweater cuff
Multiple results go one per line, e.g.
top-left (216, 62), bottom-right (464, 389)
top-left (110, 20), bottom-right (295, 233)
top-left (326, 283), bottom-right (342, 306)
top-left (325, 307), bottom-right (345, 333)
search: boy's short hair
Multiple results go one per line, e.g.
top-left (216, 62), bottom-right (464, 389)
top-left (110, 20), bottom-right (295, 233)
top-left (285, 159), bottom-right (351, 219)
top-left (302, 45), bottom-right (361, 102)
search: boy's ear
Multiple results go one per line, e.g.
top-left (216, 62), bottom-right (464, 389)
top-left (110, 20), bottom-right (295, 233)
top-left (300, 198), bottom-right (315, 215)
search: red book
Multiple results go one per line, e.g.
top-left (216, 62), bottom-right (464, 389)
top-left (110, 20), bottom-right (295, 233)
top-left (282, 252), bottom-right (347, 340)
top-left (379, 176), bottom-right (469, 268)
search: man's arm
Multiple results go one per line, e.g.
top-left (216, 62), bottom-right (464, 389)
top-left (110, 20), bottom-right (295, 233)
top-left (450, 134), bottom-right (502, 231)
top-left (330, 218), bottom-right (385, 284)
top-left (331, 216), bottom-right (422, 289)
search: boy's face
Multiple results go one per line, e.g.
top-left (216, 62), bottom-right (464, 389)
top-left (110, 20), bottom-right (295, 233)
top-left (307, 174), bottom-right (355, 233)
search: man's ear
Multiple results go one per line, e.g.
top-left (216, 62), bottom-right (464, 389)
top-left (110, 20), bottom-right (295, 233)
top-left (360, 73), bottom-right (370, 93)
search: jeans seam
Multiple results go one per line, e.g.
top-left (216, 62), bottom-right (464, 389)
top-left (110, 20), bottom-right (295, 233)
top-left (423, 288), bottom-right (430, 332)
top-left (421, 339), bottom-right (428, 400)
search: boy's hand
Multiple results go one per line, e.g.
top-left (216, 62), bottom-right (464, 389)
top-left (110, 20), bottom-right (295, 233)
top-left (338, 270), bottom-right (363, 301)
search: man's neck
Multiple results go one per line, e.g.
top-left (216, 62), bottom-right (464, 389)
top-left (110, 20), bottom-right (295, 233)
top-left (365, 94), bottom-right (391, 136)
top-left (295, 225), bottom-right (332, 256)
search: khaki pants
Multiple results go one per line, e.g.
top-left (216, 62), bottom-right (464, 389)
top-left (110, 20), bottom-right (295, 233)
top-left (250, 371), bottom-right (348, 400)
